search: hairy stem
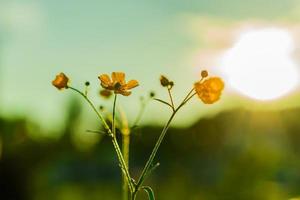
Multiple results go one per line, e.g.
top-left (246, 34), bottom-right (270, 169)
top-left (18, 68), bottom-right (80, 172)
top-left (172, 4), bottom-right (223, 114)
top-left (112, 94), bottom-right (117, 136)
top-left (119, 106), bottom-right (131, 200)
top-left (69, 87), bottom-right (111, 133)
top-left (167, 88), bottom-right (175, 111)
top-left (69, 87), bottom-right (134, 193)
top-left (122, 132), bottom-right (130, 200)
top-left (133, 88), bottom-right (195, 197)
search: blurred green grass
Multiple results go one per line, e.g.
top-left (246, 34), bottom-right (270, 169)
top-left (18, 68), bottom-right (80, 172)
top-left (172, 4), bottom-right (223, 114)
top-left (1, 102), bottom-right (300, 200)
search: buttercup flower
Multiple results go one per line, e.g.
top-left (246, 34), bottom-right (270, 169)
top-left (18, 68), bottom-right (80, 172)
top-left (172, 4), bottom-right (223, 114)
top-left (98, 72), bottom-right (139, 96)
top-left (194, 77), bottom-right (224, 104)
top-left (52, 73), bottom-right (69, 90)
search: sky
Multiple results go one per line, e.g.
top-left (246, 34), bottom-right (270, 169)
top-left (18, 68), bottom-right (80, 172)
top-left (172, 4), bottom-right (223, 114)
top-left (1, 0), bottom-right (300, 134)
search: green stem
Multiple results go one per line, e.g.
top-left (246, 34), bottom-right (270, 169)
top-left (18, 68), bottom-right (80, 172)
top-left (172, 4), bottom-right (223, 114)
top-left (112, 94), bottom-right (135, 195)
top-left (69, 87), bottom-right (111, 134)
top-left (133, 88), bottom-right (195, 197)
top-left (111, 135), bottom-right (133, 193)
top-left (182, 88), bottom-right (195, 103)
top-left (167, 88), bottom-right (175, 111)
top-left (68, 87), bottom-right (134, 193)
top-left (122, 132), bottom-right (130, 200)
top-left (119, 104), bottom-right (131, 200)
top-left (112, 94), bottom-right (117, 136)
top-left (134, 111), bottom-right (176, 194)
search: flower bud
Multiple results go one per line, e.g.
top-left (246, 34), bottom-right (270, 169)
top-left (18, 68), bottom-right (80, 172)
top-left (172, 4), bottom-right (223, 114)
top-left (52, 73), bottom-right (69, 90)
top-left (201, 70), bottom-right (208, 78)
top-left (160, 75), bottom-right (169, 87)
top-left (149, 91), bottom-right (155, 98)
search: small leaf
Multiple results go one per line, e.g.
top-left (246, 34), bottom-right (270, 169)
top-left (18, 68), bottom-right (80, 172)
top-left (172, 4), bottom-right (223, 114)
top-left (153, 98), bottom-right (173, 108)
top-left (142, 186), bottom-right (155, 200)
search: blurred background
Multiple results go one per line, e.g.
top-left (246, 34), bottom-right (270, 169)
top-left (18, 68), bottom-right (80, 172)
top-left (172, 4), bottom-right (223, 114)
top-left (1, 0), bottom-right (300, 199)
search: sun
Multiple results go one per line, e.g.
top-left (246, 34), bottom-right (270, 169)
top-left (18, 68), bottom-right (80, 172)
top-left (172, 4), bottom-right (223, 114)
top-left (220, 28), bottom-right (299, 100)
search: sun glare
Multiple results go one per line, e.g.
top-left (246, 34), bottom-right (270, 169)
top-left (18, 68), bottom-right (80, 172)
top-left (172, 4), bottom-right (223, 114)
top-left (221, 28), bottom-right (299, 100)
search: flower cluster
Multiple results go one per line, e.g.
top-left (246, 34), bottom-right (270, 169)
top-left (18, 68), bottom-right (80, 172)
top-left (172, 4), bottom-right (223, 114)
top-left (52, 70), bottom-right (224, 105)
top-left (51, 69), bottom-right (224, 200)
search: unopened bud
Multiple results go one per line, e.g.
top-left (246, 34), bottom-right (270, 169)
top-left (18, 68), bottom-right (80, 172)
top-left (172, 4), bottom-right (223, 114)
top-left (201, 70), bottom-right (208, 78)
top-left (160, 75), bottom-right (169, 87)
top-left (149, 91), bottom-right (155, 98)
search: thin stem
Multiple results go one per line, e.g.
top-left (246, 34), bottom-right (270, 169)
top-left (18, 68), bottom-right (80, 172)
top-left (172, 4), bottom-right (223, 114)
top-left (112, 94), bottom-right (117, 136)
top-left (134, 111), bottom-right (176, 193)
top-left (153, 98), bottom-right (173, 109)
top-left (119, 106), bottom-right (131, 200)
top-left (68, 87), bottom-right (134, 193)
top-left (133, 88), bottom-right (196, 196)
top-left (167, 88), bottom-right (175, 111)
top-left (112, 94), bottom-right (134, 195)
top-left (112, 135), bottom-right (134, 192)
top-left (183, 92), bottom-right (196, 104)
top-left (122, 133), bottom-right (130, 200)
top-left (182, 88), bottom-right (195, 103)
top-left (69, 87), bottom-right (111, 134)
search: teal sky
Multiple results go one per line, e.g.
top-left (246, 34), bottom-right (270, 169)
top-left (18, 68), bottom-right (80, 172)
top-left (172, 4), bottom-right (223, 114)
top-left (1, 0), bottom-right (300, 134)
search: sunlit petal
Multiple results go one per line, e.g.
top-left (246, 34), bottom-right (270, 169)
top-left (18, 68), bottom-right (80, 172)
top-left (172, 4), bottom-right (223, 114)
top-left (99, 74), bottom-right (112, 87)
top-left (112, 72), bottom-right (125, 84)
top-left (126, 80), bottom-right (139, 89)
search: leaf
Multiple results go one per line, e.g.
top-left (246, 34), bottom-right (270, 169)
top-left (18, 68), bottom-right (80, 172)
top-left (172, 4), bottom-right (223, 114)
top-left (142, 186), bottom-right (155, 200)
top-left (153, 98), bottom-right (173, 108)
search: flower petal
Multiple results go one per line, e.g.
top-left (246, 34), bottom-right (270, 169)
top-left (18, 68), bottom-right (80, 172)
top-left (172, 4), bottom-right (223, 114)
top-left (112, 72), bottom-right (125, 84)
top-left (200, 92), bottom-right (220, 104)
top-left (98, 74), bottom-right (112, 87)
top-left (194, 77), bottom-right (224, 104)
top-left (115, 89), bottom-right (131, 96)
top-left (126, 80), bottom-right (139, 89)
top-left (207, 77), bottom-right (224, 92)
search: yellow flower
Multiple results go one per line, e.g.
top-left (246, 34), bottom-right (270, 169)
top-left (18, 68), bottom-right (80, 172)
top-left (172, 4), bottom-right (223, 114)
top-left (194, 77), bottom-right (224, 104)
top-left (98, 72), bottom-right (139, 96)
top-left (52, 73), bottom-right (69, 90)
